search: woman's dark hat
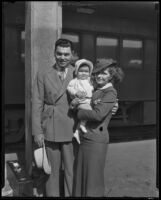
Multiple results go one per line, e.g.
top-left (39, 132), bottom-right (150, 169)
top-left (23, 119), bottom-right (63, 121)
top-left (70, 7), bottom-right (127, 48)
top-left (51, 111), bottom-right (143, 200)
top-left (93, 60), bottom-right (117, 74)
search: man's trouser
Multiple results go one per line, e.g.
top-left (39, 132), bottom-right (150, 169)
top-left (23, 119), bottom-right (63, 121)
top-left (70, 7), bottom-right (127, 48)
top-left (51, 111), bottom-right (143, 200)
top-left (45, 140), bottom-right (78, 197)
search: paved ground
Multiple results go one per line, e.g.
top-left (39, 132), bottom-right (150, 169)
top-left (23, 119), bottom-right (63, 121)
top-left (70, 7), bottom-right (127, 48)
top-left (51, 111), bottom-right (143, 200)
top-left (104, 139), bottom-right (159, 197)
top-left (2, 139), bottom-right (159, 197)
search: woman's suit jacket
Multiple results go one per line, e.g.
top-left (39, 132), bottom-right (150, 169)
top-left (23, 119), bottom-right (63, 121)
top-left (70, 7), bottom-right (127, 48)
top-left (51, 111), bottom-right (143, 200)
top-left (77, 86), bottom-right (117, 143)
top-left (32, 64), bottom-right (75, 142)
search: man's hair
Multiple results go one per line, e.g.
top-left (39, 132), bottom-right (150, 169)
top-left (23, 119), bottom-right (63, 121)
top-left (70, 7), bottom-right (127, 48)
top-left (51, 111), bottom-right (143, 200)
top-left (55, 38), bottom-right (74, 51)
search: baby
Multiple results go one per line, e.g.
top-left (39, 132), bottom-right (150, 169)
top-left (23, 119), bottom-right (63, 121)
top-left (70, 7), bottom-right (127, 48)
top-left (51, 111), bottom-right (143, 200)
top-left (67, 59), bottom-right (94, 143)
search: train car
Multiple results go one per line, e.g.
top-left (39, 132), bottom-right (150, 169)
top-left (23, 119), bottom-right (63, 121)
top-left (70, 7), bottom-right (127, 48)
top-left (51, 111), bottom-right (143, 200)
top-left (3, 2), bottom-right (158, 145)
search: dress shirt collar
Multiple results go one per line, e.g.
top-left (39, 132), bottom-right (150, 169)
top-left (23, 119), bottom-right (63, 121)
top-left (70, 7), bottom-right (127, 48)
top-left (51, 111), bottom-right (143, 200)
top-left (55, 64), bottom-right (68, 81)
top-left (55, 64), bottom-right (67, 72)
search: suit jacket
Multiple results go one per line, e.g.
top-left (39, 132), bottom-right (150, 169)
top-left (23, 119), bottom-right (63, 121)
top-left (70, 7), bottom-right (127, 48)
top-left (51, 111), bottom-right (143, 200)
top-left (32, 64), bottom-right (75, 142)
top-left (77, 86), bottom-right (117, 143)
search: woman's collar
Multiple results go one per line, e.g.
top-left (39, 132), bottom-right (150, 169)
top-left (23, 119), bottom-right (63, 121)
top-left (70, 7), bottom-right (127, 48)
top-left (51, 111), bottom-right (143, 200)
top-left (97, 82), bottom-right (113, 90)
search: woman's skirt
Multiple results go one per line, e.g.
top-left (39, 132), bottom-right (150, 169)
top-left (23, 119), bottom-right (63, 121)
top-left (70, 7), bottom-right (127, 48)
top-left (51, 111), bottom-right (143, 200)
top-left (73, 137), bottom-right (108, 197)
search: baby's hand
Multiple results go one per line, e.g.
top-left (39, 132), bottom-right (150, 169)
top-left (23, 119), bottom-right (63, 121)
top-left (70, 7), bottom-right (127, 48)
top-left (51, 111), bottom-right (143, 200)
top-left (76, 91), bottom-right (87, 99)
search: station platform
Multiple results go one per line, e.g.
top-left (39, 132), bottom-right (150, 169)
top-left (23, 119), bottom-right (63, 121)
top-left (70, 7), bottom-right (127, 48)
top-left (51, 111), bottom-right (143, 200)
top-left (2, 138), bottom-right (159, 197)
top-left (104, 139), bottom-right (158, 197)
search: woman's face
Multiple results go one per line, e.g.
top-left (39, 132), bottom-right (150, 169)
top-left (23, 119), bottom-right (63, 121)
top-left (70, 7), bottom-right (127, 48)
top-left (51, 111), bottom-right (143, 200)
top-left (95, 68), bottom-right (111, 87)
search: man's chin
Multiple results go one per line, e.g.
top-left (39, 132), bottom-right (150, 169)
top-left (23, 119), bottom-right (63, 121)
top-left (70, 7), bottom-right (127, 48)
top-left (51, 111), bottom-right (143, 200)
top-left (59, 63), bottom-right (68, 68)
top-left (58, 65), bottom-right (66, 70)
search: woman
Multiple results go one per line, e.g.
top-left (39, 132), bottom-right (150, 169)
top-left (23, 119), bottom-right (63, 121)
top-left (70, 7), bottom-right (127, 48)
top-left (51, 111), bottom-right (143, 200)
top-left (73, 60), bottom-right (124, 197)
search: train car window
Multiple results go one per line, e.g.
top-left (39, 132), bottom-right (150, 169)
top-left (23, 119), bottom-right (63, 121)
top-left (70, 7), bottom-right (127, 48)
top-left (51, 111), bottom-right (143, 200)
top-left (96, 37), bottom-right (118, 63)
top-left (61, 33), bottom-right (80, 62)
top-left (20, 30), bottom-right (25, 63)
top-left (121, 39), bottom-right (143, 69)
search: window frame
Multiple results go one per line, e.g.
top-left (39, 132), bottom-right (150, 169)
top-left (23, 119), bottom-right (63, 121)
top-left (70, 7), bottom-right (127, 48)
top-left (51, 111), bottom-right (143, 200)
top-left (19, 29), bottom-right (25, 65)
top-left (120, 37), bottom-right (144, 70)
top-left (62, 29), bottom-right (145, 70)
top-left (61, 29), bottom-right (81, 59)
top-left (95, 34), bottom-right (120, 64)
top-left (16, 25), bottom-right (25, 67)
top-left (95, 34), bottom-right (144, 70)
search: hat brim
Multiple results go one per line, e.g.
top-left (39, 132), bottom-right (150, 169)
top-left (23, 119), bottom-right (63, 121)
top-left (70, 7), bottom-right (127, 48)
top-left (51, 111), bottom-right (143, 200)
top-left (93, 61), bottom-right (117, 74)
top-left (43, 146), bottom-right (51, 174)
top-left (34, 146), bottom-right (51, 174)
top-left (34, 148), bottom-right (43, 168)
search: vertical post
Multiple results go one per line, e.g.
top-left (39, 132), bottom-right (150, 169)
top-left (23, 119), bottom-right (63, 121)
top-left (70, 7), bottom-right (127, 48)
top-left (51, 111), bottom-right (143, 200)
top-left (156, 5), bottom-right (159, 189)
top-left (25, 2), bottom-right (62, 175)
top-left (25, 2), bottom-right (32, 176)
top-left (2, 2), bottom-right (5, 188)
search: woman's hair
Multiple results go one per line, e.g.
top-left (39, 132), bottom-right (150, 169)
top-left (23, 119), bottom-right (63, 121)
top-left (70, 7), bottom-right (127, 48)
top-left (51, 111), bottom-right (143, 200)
top-left (55, 38), bottom-right (74, 51)
top-left (107, 66), bottom-right (125, 85)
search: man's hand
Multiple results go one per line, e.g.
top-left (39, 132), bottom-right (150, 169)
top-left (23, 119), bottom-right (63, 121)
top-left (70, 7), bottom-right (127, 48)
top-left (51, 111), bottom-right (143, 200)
top-left (76, 91), bottom-right (87, 99)
top-left (112, 100), bottom-right (119, 115)
top-left (34, 134), bottom-right (44, 147)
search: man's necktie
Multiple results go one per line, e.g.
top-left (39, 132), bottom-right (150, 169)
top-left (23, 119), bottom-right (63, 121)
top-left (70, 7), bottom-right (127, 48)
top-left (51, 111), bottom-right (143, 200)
top-left (59, 71), bottom-right (65, 82)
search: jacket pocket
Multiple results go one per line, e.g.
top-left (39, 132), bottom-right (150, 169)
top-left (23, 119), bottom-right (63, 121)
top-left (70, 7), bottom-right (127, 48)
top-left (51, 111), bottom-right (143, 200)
top-left (41, 106), bottom-right (53, 132)
top-left (41, 112), bottom-right (49, 132)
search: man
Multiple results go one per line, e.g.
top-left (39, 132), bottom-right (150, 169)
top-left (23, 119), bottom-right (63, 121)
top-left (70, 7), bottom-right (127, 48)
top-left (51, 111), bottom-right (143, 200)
top-left (32, 38), bottom-right (118, 197)
top-left (32, 39), bottom-right (77, 197)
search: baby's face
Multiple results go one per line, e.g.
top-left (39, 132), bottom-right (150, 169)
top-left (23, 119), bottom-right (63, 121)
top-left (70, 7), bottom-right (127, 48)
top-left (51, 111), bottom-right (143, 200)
top-left (77, 65), bottom-right (90, 80)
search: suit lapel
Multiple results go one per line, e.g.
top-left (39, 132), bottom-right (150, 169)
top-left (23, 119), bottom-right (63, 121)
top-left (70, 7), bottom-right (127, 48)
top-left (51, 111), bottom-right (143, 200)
top-left (46, 65), bottom-right (62, 94)
top-left (46, 64), bottom-right (74, 103)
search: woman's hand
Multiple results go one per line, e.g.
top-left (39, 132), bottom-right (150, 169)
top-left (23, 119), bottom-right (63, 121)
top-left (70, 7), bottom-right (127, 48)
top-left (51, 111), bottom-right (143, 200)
top-left (70, 98), bottom-right (80, 109)
top-left (34, 134), bottom-right (44, 147)
top-left (112, 100), bottom-right (119, 115)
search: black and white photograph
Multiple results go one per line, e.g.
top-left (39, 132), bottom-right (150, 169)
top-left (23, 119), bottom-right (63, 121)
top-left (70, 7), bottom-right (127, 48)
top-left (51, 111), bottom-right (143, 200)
top-left (2, 1), bottom-right (159, 197)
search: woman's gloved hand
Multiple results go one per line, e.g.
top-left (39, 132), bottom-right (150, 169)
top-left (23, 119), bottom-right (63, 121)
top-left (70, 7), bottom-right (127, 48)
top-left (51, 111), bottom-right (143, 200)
top-left (112, 99), bottom-right (119, 115)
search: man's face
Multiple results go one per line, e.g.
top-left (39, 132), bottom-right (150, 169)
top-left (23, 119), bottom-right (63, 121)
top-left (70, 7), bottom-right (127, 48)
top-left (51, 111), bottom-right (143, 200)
top-left (55, 46), bottom-right (73, 69)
